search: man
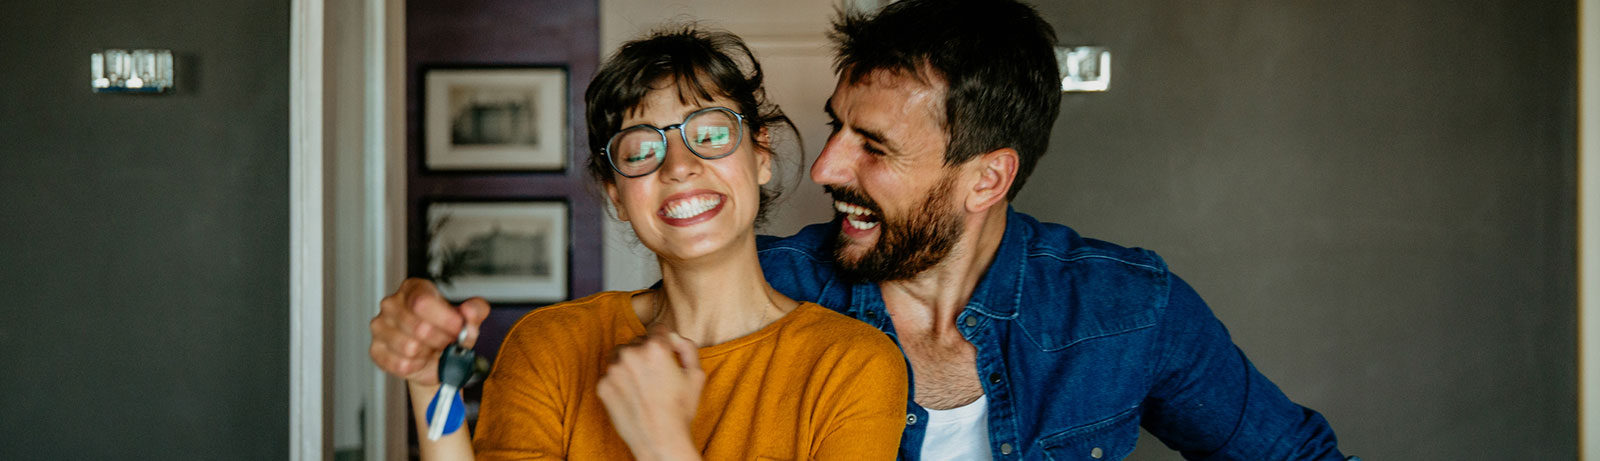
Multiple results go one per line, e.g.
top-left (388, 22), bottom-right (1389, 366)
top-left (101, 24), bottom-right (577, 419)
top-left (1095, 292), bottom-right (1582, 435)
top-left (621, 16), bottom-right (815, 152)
top-left (372, 0), bottom-right (1349, 459)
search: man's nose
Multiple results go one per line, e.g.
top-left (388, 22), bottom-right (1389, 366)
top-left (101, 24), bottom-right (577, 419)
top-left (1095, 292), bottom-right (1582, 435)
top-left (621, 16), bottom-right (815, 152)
top-left (810, 135), bottom-right (855, 186)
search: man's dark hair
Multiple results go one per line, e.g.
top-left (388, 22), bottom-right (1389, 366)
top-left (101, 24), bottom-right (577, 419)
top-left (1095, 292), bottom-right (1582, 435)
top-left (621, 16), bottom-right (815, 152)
top-left (584, 26), bottom-right (794, 225)
top-left (831, 0), bottom-right (1060, 200)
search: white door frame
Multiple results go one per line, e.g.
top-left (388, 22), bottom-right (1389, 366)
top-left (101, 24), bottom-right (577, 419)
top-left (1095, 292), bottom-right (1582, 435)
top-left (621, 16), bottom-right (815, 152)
top-left (1581, 0), bottom-right (1598, 457)
top-left (290, 0), bottom-right (407, 459)
top-left (288, 0), bottom-right (329, 457)
top-left (364, 1), bottom-right (410, 459)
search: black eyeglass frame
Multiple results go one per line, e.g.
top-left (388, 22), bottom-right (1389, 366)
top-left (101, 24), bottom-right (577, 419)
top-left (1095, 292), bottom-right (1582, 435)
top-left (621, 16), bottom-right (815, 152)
top-left (600, 106), bottom-right (747, 178)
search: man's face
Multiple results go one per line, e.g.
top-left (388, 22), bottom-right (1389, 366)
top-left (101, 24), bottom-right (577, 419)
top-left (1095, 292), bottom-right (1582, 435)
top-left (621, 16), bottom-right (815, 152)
top-left (813, 71), bottom-right (965, 282)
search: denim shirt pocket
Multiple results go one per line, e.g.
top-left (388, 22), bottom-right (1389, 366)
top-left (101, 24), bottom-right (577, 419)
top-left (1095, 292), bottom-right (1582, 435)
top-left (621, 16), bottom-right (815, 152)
top-left (1037, 407), bottom-right (1139, 461)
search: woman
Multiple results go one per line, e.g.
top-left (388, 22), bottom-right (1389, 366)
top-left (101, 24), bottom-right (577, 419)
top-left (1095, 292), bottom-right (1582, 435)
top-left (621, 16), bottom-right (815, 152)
top-left (375, 27), bottom-right (908, 460)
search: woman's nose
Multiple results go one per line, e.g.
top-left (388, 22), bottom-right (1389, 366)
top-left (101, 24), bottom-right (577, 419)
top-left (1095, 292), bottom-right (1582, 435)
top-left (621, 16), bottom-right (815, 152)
top-left (656, 130), bottom-right (702, 182)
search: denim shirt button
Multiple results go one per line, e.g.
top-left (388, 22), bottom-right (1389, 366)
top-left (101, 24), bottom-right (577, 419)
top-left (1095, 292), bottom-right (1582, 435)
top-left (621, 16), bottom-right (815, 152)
top-left (988, 372), bottom-right (1002, 384)
top-left (964, 316), bottom-right (977, 327)
top-left (999, 443), bottom-right (1013, 455)
top-left (906, 413), bottom-right (917, 425)
top-left (1091, 447), bottom-right (1103, 458)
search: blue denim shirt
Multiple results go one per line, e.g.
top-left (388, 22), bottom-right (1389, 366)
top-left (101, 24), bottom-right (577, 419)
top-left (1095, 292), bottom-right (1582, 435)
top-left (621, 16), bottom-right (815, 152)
top-left (757, 208), bottom-right (1344, 460)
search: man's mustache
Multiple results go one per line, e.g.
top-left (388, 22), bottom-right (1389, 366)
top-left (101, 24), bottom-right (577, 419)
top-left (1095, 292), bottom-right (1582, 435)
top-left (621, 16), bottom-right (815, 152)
top-left (823, 186), bottom-right (883, 215)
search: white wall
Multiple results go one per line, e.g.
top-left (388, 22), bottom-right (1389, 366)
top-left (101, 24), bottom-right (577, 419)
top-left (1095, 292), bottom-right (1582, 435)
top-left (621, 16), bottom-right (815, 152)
top-left (324, 0), bottom-right (406, 457)
top-left (329, 0), bottom-right (370, 451)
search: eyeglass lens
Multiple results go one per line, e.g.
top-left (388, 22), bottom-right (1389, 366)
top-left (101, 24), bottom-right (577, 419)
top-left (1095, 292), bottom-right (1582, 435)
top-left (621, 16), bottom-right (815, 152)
top-left (607, 108), bottom-right (741, 177)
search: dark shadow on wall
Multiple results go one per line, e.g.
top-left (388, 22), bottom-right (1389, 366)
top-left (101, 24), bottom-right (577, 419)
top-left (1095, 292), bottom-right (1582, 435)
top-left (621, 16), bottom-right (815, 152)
top-left (0, 0), bottom-right (290, 459)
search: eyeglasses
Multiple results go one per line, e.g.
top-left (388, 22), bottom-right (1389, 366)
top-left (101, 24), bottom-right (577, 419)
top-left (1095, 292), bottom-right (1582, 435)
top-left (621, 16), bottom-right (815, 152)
top-left (602, 106), bottom-right (746, 178)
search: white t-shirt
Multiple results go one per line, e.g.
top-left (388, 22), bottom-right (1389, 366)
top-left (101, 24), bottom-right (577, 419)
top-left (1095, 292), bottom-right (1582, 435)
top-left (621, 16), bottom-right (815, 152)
top-left (919, 395), bottom-right (994, 461)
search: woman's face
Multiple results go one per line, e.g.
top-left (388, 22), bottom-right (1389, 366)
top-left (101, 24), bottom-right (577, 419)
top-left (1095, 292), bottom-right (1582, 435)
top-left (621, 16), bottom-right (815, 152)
top-left (605, 84), bottom-right (772, 263)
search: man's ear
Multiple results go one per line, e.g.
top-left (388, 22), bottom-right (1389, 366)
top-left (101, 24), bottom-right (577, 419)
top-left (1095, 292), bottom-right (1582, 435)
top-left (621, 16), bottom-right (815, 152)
top-left (605, 181), bottom-right (630, 222)
top-left (964, 148), bottom-right (1018, 213)
top-left (755, 127), bottom-right (773, 186)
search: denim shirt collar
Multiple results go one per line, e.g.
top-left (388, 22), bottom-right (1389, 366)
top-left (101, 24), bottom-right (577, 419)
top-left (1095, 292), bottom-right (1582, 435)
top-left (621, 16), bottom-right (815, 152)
top-left (966, 206), bottom-right (1029, 320)
top-left (847, 206), bottom-right (1029, 325)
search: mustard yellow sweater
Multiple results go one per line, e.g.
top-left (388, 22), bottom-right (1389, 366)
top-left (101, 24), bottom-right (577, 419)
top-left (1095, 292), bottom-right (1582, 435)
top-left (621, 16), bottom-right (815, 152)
top-left (473, 290), bottom-right (908, 460)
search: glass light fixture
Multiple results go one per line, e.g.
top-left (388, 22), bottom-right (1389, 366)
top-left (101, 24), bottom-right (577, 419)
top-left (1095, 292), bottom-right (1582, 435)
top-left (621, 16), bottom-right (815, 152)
top-left (1056, 46), bottom-right (1110, 92)
top-left (92, 49), bottom-right (173, 93)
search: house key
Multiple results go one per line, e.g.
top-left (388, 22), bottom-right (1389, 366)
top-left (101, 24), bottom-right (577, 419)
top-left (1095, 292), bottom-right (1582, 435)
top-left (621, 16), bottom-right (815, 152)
top-left (426, 329), bottom-right (480, 441)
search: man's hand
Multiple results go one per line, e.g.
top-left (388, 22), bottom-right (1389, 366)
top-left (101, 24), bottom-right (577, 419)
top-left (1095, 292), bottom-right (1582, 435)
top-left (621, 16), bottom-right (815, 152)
top-left (369, 278), bottom-right (490, 386)
top-left (596, 328), bottom-right (706, 461)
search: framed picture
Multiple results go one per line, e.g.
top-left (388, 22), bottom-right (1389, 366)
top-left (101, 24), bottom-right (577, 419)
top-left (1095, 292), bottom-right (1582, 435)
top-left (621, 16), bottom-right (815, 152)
top-left (425, 68), bottom-right (567, 171)
top-left (427, 201), bottom-right (569, 303)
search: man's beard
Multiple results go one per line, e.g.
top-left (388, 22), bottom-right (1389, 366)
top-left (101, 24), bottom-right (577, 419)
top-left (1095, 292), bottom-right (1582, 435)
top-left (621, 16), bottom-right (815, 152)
top-left (827, 175), bottom-right (963, 282)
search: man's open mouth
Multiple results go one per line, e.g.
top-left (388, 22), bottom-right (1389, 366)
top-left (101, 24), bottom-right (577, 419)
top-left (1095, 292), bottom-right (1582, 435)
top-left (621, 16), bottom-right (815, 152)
top-left (834, 201), bottom-right (880, 230)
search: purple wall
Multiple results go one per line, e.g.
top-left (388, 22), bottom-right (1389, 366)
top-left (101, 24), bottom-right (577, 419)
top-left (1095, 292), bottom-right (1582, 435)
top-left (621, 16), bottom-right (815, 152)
top-left (406, 0), bottom-right (603, 363)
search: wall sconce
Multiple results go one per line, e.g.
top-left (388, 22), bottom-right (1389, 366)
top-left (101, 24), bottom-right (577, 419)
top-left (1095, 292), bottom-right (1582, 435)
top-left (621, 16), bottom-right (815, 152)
top-left (92, 49), bottom-right (173, 93)
top-left (1056, 46), bottom-right (1110, 92)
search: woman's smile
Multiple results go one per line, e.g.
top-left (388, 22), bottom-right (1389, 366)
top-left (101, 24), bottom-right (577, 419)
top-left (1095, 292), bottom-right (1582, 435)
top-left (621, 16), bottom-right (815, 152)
top-left (657, 189), bottom-right (726, 226)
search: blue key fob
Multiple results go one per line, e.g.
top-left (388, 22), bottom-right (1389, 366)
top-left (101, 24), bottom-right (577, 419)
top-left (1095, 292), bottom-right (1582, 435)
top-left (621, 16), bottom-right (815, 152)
top-left (425, 389), bottom-right (466, 435)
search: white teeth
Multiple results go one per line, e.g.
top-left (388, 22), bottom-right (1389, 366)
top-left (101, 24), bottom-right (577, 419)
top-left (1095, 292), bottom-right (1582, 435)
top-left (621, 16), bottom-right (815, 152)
top-left (834, 201), bottom-right (878, 231)
top-left (845, 214), bottom-right (880, 230)
top-left (833, 201), bottom-right (875, 217)
top-left (663, 194), bottom-right (723, 219)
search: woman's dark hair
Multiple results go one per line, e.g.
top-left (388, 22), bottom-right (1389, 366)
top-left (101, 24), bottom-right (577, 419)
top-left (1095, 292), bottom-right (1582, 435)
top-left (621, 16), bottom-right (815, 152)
top-left (585, 26), bottom-right (796, 227)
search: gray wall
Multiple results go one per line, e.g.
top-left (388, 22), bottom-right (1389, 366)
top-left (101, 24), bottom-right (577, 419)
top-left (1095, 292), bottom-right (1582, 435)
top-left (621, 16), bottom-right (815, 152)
top-left (1015, 1), bottom-right (1575, 459)
top-left (0, 1), bottom-right (290, 459)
